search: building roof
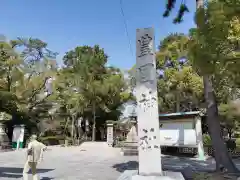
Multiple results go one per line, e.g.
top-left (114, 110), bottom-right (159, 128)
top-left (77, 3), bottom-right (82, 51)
top-left (159, 111), bottom-right (201, 120)
top-left (159, 111), bottom-right (200, 117)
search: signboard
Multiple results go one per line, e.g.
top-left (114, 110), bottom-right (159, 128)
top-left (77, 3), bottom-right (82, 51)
top-left (159, 129), bottom-right (197, 146)
top-left (12, 125), bottom-right (25, 143)
top-left (159, 122), bottom-right (197, 147)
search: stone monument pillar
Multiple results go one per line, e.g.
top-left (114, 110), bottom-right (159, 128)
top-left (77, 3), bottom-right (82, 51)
top-left (117, 27), bottom-right (184, 180)
top-left (195, 116), bottom-right (205, 160)
top-left (135, 27), bottom-right (162, 177)
top-left (107, 122), bottom-right (114, 147)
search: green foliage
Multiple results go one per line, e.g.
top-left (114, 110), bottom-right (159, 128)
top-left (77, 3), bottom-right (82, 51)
top-left (52, 45), bottom-right (131, 140)
top-left (203, 134), bottom-right (212, 146)
top-left (162, 0), bottom-right (240, 172)
top-left (1, 0), bottom-right (239, 146)
top-left (236, 138), bottom-right (240, 148)
top-left (226, 139), bottom-right (236, 150)
top-left (156, 33), bottom-right (203, 112)
top-left (163, 0), bottom-right (189, 24)
top-left (193, 172), bottom-right (215, 180)
top-left (236, 138), bottom-right (240, 147)
top-left (189, 0), bottom-right (240, 76)
top-left (61, 45), bottom-right (130, 120)
top-left (38, 135), bottom-right (65, 146)
top-left (0, 36), bottom-right (61, 138)
top-left (219, 103), bottom-right (240, 134)
top-left (0, 112), bottom-right (12, 121)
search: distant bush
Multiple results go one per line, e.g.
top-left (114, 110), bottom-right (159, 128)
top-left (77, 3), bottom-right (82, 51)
top-left (236, 138), bottom-right (240, 147)
top-left (114, 141), bottom-right (124, 148)
top-left (42, 130), bottom-right (57, 137)
top-left (193, 172), bottom-right (214, 180)
top-left (39, 136), bottom-right (65, 146)
top-left (203, 134), bottom-right (212, 146)
top-left (117, 136), bottom-right (126, 141)
top-left (226, 139), bottom-right (236, 150)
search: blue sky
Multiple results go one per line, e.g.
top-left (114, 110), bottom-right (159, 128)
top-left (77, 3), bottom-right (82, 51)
top-left (1, 0), bottom-right (196, 70)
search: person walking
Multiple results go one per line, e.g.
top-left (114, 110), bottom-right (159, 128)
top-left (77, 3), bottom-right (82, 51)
top-left (23, 135), bottom-right (47, 180)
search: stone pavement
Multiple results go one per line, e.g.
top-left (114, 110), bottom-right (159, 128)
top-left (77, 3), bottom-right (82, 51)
top-left (0, 142), bottom-right (239, 180)
top-left (0, 142), bottom-right (127, 180)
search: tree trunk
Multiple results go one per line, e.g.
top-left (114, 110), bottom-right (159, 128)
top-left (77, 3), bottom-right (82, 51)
top-left (203, 75), bottom-right (238, 172)
top-left (196, 0), bottom-right (238, 173)
top-left (92, 103), bottom-right (96, 141)
top-left (176, 92), bottom-right (180, 112)
top-left (71, 115), bottom-right (75, 140)
top-left (78, 126), bottom-right (83, 139)
top-left (63, 117), bottom-right (70, 136)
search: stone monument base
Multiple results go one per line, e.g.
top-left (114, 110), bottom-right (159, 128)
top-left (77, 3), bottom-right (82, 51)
top-left (117, 170), bottom-right (185, 180)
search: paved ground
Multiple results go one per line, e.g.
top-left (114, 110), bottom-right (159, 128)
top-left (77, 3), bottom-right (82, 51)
top-left (0, 142), bottom-right (129, 180)
top-left (0, 142), bottom-right (239, 180)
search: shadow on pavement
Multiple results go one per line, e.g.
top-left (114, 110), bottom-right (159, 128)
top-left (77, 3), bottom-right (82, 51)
top-left (112, 161), bottom-right (138, 173)
top-left (0, 167), bottom-right (55, 179)
top-left (112, 156), bottom-right (216, 180)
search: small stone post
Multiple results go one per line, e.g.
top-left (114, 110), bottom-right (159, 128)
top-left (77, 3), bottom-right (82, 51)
top-left (106, 122), bottom-right (114, 147)
top-left (195, 115), bottom-right (205, 160)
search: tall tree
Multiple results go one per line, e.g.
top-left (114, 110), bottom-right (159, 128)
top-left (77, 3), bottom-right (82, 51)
top-left (10, 38), bottom-right (58, 118)
top-left (63, 45), bottom-right (130, 141)
top-left (157, 33), bottom-right (203, 113)
top-left (0, 37), bottom-right (21, 114)
top-left (0, 36), bottom-right (58, 138)
top-left (163, 0), bottom-right (240, 172)
top-left (219, 103), bottom-right (240, 139)
top-left (190, 0), bottom-right (240, 172)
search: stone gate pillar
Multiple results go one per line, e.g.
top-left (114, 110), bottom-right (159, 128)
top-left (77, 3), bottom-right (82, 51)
top-left (135, 27), bottom-right (162, 176)
top-left (116, 27), bottom-right (184, 180)
top-left (106, 122), bottom-right (114, 147)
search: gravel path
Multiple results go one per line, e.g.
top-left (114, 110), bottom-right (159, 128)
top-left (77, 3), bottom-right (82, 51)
top-left (0, 142), bottom-right (136, 180)
top-left (0, 142), bottom-right (239, 180)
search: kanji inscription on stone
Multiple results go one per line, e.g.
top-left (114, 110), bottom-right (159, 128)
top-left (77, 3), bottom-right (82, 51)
top-left (136, 28), bottom-right (162, 176)
top-left (138, 91), bottom-right (157, 112)
top-left (137, 34), bottom-right (154, 58)
top-left (137, 63), bottom-right (155, 83)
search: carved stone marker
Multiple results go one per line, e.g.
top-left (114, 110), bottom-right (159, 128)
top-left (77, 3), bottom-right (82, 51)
top-left (135, 27), bottom-right (162, 177)
top-left (117, 27), bottom-right (184, 180)
top-left (107, 122), bottom-right (114, 147)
